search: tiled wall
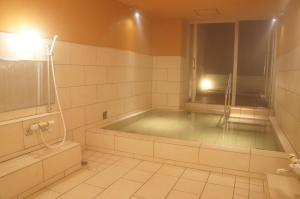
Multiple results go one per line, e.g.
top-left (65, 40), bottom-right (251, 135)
top-left (0, 113), bottom-right (63, 162)
top-left (152, 56), bottom-right (185, 109)
top-left (54, 41), bottom-right (153, 147)
top-left (274, 46), bottom-right (300, 154)
top-left (0, 41), bottom-right (153, 161)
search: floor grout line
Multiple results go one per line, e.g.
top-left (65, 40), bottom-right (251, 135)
top-left (90, 157), bottom-right (151, 199)
top-left (27, 150), bottom-right (267, 199)
top-left (48, 170), bottom-right (101, 199)
top-left (128, 162), bottom-right (164, 198)
top-left (163, 167), bottom-right (187, 199)
top-left (198, 181), bottom-right (208, 199)
top-left (231, 174), bottom-right (237, 199)
top-left (45, 152), bottom-right (122, 198)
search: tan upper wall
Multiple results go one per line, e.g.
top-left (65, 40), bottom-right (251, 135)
top-left (277, 0), bottom-right (300, 56)
top-left (150, 19), bottom-right (187, 56)
top-left (0, 0), bottom-right (151, 54)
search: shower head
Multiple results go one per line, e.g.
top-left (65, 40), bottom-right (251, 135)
top-left (49, 35), bottom-right (58, 55)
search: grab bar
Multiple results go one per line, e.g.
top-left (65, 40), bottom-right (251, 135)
top-left (223, 73), bottom-right (232, 129)
top-left (217, 73), bottom-right (232, 128)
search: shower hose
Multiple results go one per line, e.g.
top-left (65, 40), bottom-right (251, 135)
top-left (40, 35), bottom-right (67, 149)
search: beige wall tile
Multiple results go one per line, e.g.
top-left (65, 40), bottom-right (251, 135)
top-left (55, 65), bottom-right (85, 87)
top-left (168, 69), bottom-right (181, 82)
top-left (71, 86), bottom-right (97, 107)
top-left (117, 83), bottom-right (134, 98)
top-left (64, 107), bottom-right (85, 130)
top-left (85, 46), bottom-right (98, 66)
top-left (58, 88), bottom-right (72, 109)
top-left (154, 56), bottom-right (182, 69)
top-left (153, 68), bottom-right (168, 81)
top-left (86, 132), bottom-right (115, 150)
top-left (153, 82), bottom-right (180, 94)
top-left (199, 147), bottom-right (250, 171)
top-left (53, 41), bottom-right (71, 65)
top-left (107, 100), bottom-right (125, 118)
top-left (70, 43), bottom-right (87, 65)
top-left (71, 127), bottom-right (86, 146)
top-left (0, 162), bottom-right (43, 199)
top-left (97, 84), bottom-right (118, 102)
top-left (167, 94), bottom-right (181, 107)
top-left (107, 66), bottom-right (126, 83)
top-left (85, 103), bottom-right (106, 124)
top-left (116, 136), bottom-right (154, 156)
top-left (43, 145), bottom-right (81, 179)
top-left (84, 66), bottom-right (106, 85)
top-left (0, 122), bottom-right (24, 157)
top-left (275, 47), bottom-right (300, 155)
top-left (70, 44), bottom-right (97, 65)
top-left (152, 93), bottom-right (168, 106)
top-left (124, 96), bottom-right (148, 112)
top-left (154, 142), bottom-right (199, 163)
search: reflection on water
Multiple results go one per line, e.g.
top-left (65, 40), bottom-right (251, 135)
top-left (104, 110), bottom-right (282, 151)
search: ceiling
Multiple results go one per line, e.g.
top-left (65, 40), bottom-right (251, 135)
top-left (119, 0), bottom-right (290, 21)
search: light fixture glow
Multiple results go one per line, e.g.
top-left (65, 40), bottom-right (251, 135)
top-left (272, 18), bottom-right (277, 23)
top-left (19, 30), bottom-right (42, 50)
top-left (4, 30), bottom-right (44, 60)
top-left (200, 79), bottom-right (213, 91)
top-left (134, 11), bottom-right (140, 18)
top-left (132, 8), bottom-right (141, 19)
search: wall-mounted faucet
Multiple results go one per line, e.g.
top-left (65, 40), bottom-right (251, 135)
top-left (276, 154), bottom-right (300, 177)
top-left (26, 120), bottom-right (55, 136)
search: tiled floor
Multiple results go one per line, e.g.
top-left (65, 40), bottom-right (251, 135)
top-left (27, 150), bottom-right (266, 199)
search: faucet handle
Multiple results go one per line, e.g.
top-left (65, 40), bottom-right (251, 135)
top-left (289, 154), bottom-right (299, 164)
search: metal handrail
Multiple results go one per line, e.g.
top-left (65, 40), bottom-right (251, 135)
top-left (223, 73), bottom-right (232, 129)
top-left (217, 73), bottom-right (232, 128)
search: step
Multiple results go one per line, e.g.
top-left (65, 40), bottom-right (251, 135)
top-left (228, 117), bottom-right (270, 126)
top-left (230, 113), bottom-right (269, 121)
top-left (0, 141), bottom-right (81, 199)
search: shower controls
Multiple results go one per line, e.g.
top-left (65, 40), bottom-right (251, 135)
top-left (277, 154), bottom-right (300, 176)
top-left (26, 120), bottom-right (55, 136)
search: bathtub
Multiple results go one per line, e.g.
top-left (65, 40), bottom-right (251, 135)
top-left (86, 107), bottom-right (293, 177)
